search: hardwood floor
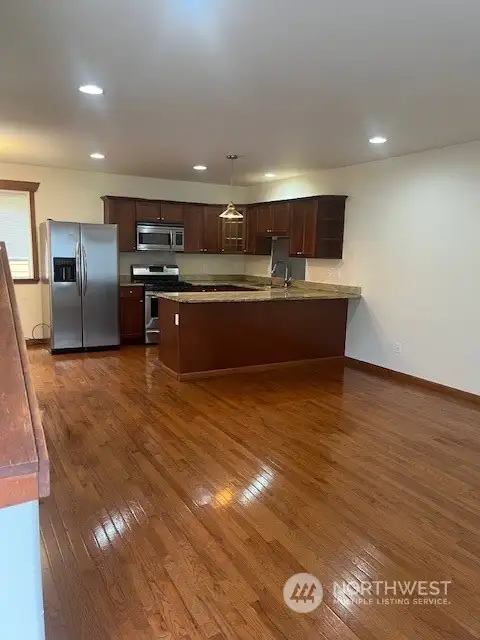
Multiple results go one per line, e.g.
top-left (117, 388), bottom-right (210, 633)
top-left (29, 346), bottom-right (480, 640)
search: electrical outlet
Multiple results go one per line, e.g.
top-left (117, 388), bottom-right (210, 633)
top-left (174, 313), bottom-right (179, 326)
top-left (327, 269), bottom-right (333, 277)
top-left (394, 342), bottom-right (402, 355)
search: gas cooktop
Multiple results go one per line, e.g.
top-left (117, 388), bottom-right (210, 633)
top-left (143, 281), bottom-right (194, 292)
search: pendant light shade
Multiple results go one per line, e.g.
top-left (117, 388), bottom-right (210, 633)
top-left (220, 202), bottom-right (243, 219)
top-left (220, 154), bottom-right (243, 219)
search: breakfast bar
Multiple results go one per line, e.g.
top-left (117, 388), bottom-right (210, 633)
top-left (157, 282), bottom-right (361, 380)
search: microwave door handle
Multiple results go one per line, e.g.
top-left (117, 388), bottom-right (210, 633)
top-left (169, 230), bottom-right (173, 251)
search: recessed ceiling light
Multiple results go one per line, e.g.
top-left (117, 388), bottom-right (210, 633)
top-left (90, 152), bottom-right (105, 159)
top-left (369, 136), bottom-right (387, 144)
top-left (79, 84), bottom-right (104, 95)
top-left (193, 165), bottom-right (207, 171)
top-left (264, 172), bottom-right (276, 178)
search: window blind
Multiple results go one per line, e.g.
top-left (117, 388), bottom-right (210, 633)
top-left (0, 189), bottom-right (34, 279)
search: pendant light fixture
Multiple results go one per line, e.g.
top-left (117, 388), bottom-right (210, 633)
top-left (220, 154), bottom-right (243, 219)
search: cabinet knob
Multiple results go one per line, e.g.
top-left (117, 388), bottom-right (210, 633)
top-left (140, 299), bottom-right (144, 303)
top-left (156, 217), bottom-right (161, 220)
top-left (297, 252), bottom-right (302, 255)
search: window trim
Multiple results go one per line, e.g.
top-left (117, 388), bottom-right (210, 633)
top-left (0, 179), bottom-right (40, 284)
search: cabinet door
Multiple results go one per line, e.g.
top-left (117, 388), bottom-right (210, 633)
top-left (103, 198), bottom-right (136, 252)
top-left (245, 206), bottom-right (258, 254)
top-left (256, 204), bottom-right (273, 234)
top-left (303, 200), bottom-right (318, 257)
top-left (289, 200), bottom-right (317, 257)
top-left (289, 201), bottom-right (306, 256)
top-left (135, 201), bottom-right (162, 223)
top-left (183, 205), bottom-right (204, 252)
top-left (221, 212), bottom-right (245, 253)
top-left (245, 207), bottom-right (271, 255)
top-left (203, 206), bottom-right (222, 253)
top-left (271, 202), bottom-right (290, 235)
top-left (161, 202), bottom-right (184, 223)
top-left (120, 295), bottom-right (144, 343)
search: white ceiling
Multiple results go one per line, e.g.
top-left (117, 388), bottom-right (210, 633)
top-left (2, 0), bottom-right (480, 185)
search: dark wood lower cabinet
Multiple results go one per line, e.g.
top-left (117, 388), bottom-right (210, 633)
top-left (159, 298), bottom-right (348, 378)
top-left (120, 287), bottom-right (145, 344)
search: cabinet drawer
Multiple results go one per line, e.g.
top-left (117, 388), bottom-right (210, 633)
top-left (120, 286), bottom-right (144, 298)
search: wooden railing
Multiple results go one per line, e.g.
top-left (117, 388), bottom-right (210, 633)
top-left (0, 241), bottom-right (49, 509)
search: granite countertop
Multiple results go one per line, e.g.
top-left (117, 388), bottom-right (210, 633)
top-left (155, 287), bottom-right (360, 304)
top-left (119, 275), bottom-right (362, 302)
top-left (119, 279), bottom-right (144, 287)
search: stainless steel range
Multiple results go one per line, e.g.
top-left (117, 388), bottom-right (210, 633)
top-left (130, 264), bottom-right (193, 344)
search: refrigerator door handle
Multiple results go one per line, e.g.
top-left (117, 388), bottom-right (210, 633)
top-left (75, 241), bottom-right (81, 296)
top-left (82, 244), bottom-right (88, 295)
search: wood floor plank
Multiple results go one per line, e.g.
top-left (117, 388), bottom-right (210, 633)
top-left (29, 347), bottom-right (480, 640)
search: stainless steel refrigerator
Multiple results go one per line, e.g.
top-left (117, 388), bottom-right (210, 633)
top-left (41, 220), bottom-right (119, 353)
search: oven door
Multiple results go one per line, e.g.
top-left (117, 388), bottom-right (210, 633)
top-left (145, 293), bottom-right (159, 344)
top-left (136, 224), bottom-right (172, 251)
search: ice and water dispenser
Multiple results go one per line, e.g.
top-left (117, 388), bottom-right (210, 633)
top-left (53, 257), bottom-right (76, 283)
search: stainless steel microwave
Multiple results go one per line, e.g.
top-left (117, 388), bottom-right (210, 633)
top-left (136, 223), bottom-right (184, 252)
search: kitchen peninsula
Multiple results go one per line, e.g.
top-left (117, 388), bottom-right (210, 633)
top-left (157, 279), bottom-right (361, 379)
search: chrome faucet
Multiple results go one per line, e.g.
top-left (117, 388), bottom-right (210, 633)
top-left (271, 260), bottom-right (292, 287)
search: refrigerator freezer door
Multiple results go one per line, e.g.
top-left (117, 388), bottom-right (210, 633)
top-left (80, 224), bottom-right (119, 348)
top-left (49, 221), bottom-right (83, 351)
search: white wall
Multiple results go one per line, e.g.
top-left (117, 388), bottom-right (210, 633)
top-left (0, 162), bottom-right (247, 338)
top-left (248, 142), bottom-right (480, 396)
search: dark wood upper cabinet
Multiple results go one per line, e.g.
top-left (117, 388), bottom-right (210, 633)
top-left (245, 206), bottom-right (271, 255)
top-left (135, 200), bottom-right (162, 223)
top-left (183, 205), bottom-right (204, 253)
top-left (103, 194), bottom-right (346, 259)
top-left (136, 201), bottom-right (183, 224)
top-left (289, 196), bottom-right (346, 259)
top-left (256, 205), bottom-right (273, 235)
top-left (289, 201), bottom-right (308, 257)
top-left (271, 201), bottom-right (290, 235)
top-left (245, 206), bottom-right (258, 254)
top-left (203, 206), bottom-right (222, 253)
top-left (221, 207), bottom-right (246, 253)
top-left (184, 204), bottom-right (220, 253)
top-left (161, 202), bottom-right (184, 224)
top-left (254, 202), bottom-right (290, 236)
top-left (103, 197), bottom-right (136, 252)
